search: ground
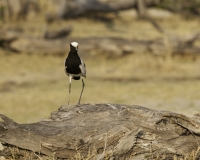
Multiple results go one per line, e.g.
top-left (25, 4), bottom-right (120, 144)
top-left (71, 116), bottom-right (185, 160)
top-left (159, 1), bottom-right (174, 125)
top-left (0, 9), bottom-right (200, 123)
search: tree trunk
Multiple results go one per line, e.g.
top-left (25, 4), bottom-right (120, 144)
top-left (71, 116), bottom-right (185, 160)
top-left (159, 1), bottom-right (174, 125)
top-left (0, 103), bottom-right (200, 159)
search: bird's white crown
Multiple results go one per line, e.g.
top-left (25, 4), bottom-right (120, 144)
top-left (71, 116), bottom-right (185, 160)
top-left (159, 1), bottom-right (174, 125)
top-left (71, 42), bottom-right (78, 48)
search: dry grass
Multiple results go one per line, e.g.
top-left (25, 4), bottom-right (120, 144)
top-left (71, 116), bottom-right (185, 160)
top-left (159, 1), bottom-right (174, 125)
top-left (0, 52), bottom-right (200, 123)
top-left (0, 6), bottom-right (200, 159)
top-left (2, 145), bottom-right (200, 160)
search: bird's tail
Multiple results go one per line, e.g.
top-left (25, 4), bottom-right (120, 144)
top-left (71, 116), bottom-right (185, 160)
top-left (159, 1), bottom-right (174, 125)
top-left (72, 77), bottom-right (80, 80)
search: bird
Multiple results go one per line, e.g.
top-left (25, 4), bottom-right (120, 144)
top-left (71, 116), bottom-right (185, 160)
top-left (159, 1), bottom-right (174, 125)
top-left (64, 42), bottom-right (86, 105)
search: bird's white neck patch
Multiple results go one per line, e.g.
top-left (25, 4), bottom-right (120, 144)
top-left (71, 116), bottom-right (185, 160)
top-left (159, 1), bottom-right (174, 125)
top-left (71, 42), bottom-right (78, 48)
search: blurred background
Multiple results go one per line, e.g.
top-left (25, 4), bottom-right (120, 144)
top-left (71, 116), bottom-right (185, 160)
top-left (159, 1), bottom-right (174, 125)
top-left (0, 0), bottom-right (200, 123)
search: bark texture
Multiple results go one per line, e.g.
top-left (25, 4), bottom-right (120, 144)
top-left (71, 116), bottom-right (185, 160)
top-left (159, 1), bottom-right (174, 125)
top-left (0, 103), bottom-right (200, 159)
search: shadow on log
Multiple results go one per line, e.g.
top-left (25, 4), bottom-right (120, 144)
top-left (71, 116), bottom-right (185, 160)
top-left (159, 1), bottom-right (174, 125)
top-left (0, 104), bottom-right (200, 159)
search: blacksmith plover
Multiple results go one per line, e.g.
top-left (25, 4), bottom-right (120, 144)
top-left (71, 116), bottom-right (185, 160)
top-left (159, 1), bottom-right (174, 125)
top-left (64, 42), bottom-right (86, 105)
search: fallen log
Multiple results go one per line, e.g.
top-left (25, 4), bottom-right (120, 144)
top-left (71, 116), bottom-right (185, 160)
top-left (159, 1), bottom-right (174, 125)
top-left (0, 103), bottom-right (200, 159)
top-left (2, 36), bottom-right (200, 57)
top-left (56, 0), bottom-right (143, 19)
top-left (43, 26), bottom-right (72, 40)
top-left (1, 28), bottom-right (200, 56)
top-left (55, 0), bottom-right (200, 19)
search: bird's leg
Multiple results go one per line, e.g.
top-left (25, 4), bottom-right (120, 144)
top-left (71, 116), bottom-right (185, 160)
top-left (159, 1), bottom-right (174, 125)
top-left (68, 76), bottom-right (72, 105)
top-left (78, 78), bottom-right (85, 104)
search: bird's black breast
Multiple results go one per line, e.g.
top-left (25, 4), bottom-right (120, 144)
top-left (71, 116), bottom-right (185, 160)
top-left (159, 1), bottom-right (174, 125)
top-left (65, 51), bottom-right (81, 75)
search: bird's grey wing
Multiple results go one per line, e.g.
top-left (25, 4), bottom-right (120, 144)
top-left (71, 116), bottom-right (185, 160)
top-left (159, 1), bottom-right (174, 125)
top-left (64, 60), bottom-right (68, 75)
top-left (79, 59), bottom-right (86, 78)
top-left (64, 66), bottom-right (68, 75)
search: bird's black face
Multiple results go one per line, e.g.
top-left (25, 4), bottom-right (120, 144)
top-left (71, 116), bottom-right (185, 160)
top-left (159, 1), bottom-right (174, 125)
top-left (70, 45), bottom-right (78, 51)
top-left (70, 42), bottom-right (78, 52)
